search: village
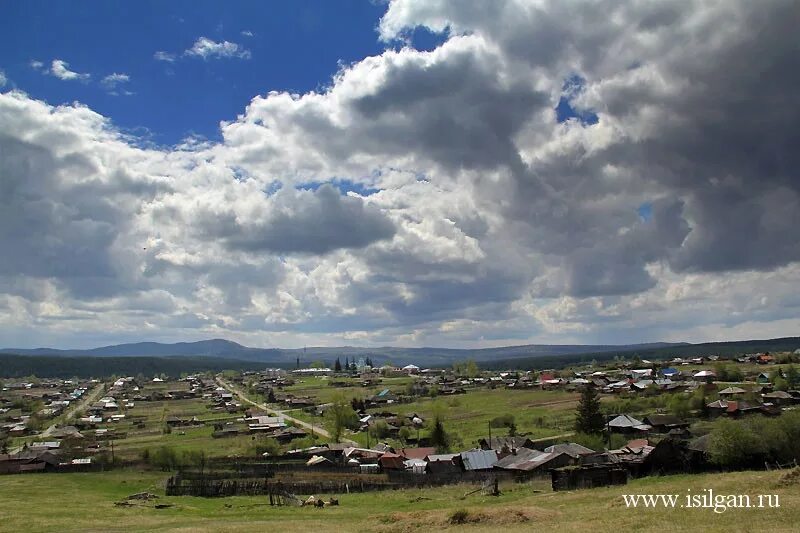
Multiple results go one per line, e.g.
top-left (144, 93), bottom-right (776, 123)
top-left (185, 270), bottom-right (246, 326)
top-left (2, 348), bottom-right (799, 497)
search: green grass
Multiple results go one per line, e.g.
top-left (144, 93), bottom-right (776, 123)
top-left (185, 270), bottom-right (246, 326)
top-left (0, 469), bottom-right (797, 532)
top-left (371, 388), bottom-right (580, 447)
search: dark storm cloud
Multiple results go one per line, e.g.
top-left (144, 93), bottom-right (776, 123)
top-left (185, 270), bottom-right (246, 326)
top-left (195, 184), bottom-right (396, 255)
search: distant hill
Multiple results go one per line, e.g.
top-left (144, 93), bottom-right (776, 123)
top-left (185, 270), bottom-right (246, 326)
top-left (0, 354), bottom-right (273, 379)
top-left (1, 337), bottom-right (797, 376)
top-left (1, 338), bottom-right (687, 366)
top-left (482, 336), bottom-right (800, 370)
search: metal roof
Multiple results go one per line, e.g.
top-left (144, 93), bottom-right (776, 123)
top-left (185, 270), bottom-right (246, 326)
top-left (460, 449), bottom-right (498, 471)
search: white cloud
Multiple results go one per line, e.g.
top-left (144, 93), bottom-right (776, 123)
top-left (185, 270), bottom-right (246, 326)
top-left (154, 51), bottom-right (176, 62)
top-left (241, 30), bottom-right (254, 37)
top-left (184, 37), bottom-right (251, 60)
top-left (49, 59), bottom-right (90, 81)
top-left (0, 70), bottom-right (6, 87)
top-left (100, 73), bottom-right (131, 93)
top-left (1, 0), bottom-right (798, 348)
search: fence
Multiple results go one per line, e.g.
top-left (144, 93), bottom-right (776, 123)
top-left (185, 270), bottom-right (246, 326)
top-left (165, 473), bottom-right (397, 497)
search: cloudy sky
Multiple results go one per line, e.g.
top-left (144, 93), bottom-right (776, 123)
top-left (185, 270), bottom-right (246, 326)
top-left (1, 0), bottom-right (798, 350)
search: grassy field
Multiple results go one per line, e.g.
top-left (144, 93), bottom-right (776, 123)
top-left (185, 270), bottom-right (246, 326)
top-left (368, 388), bottom-right (580, 447)
top-left (0, 468), bottom-right (797, 532)
top-left (253, 375), bottom-right (582, 447)
top-left (103, 381), bottom-right (258, 461)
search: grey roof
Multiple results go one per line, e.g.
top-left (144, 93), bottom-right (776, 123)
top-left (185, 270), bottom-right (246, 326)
top-left (608, 414), bottom-right (650, 429)
top-left (543, 443), bottom-right (594, 456)
top-left (460, 449), bottom-right (498, 471)
top-left (494, 448), bottom-right (558, 471)
top-left (763, 391), bottom-right (792, 399)
top-left (719, 387), bottom-right (747, 395)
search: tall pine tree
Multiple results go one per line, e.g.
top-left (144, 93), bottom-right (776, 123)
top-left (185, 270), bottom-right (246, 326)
top-left (334, 357), bottom-right (342, 372)
top-left (575, 386), bottom-right (605, 434)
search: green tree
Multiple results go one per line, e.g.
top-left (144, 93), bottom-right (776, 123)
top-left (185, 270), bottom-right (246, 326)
top-left (325, 394), bottom-right (359, 443)
top-left (398, 426), bottom-right (411, 444)
top-left (668, 394), bottom-right (691, 419)
top-left (785, 365), bottom-right (799, 389)
top-left (575, 386), bottom-right (605, 435)
top-left (334, 358), bottom-right (342, 372)
top-left (429, 413), bottom-right (452, 453)
top-left (707, 418), bottom-right (765, 468)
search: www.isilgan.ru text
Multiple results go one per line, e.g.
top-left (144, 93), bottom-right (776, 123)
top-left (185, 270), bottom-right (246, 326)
top-left (622, 490), bottom-right (780, 513)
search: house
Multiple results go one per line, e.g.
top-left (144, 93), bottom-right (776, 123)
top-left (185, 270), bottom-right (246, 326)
top-left (718, 386), bottom-right (747, 398)
top-left (306, 455), bottom-right (335, 468)
top-left (757, 372), bottom-right (771, 385)
top-left (477, 436), bottom-right (535, 452)
top-left (402, 364), bottom-right (420, 375)
top-left (460, 449), bottom-right (498, 471)
top-left (762, 390), bottom-right (794, 406)
top-left (607, 414), bottom-right (651, 435)
top-left (378, 452), bottom-right (406, 470)
top-left (425, 453), bottom-right (462, 475)
top-left (693, 370), bottom-right (716, 382)
top-left (370, 389), bottom-right (397, 404)
top-left (660, 368), bottom-right (680, 379)
top-left (494, 448), bottom-right (573, 474)
top-left (270, 427), bottom-right (308, 443)
top-left (543, 443), bottom-right (595, 457)
top-left (706, 399), bottom-right (729, 418)
top-left (724, 400), bottom-right (762, 418)
top-left (642, 414), bottom-right (689, 433)
top-left (756, 354), bottom-right (774, 365)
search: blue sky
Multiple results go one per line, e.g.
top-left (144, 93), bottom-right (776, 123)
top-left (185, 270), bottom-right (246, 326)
top-left (1, 1), bottom-right (399, 144)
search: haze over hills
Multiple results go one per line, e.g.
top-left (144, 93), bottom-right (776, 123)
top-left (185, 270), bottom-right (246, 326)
top-left (4, 337), bottom-right (798, 368)
top-left (0, 337), bottom-right (748, 366)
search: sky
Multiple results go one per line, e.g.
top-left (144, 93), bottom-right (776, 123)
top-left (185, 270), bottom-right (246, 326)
top-left (1, 0), bottom-right (799, 350)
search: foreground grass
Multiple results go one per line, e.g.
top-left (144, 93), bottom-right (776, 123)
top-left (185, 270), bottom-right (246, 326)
top-left (0, 468), bottom-right (797, 532)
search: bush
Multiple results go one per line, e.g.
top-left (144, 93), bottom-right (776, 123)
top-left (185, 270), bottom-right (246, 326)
top-left (489, 414), bottom-right (515, 428)
top-left (252, 437), bottom-right (281, 457)
top-left (448, 509), bottom-right (471, 525)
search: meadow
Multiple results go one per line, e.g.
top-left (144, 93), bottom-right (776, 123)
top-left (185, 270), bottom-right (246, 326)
top-left (0, 468), bottom-right (797, 532)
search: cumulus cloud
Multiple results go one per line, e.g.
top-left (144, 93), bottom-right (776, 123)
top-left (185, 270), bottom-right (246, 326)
top-left (2, 0), bottom-right (799, 348)
top-left (184, 37), bottom-right (251, 60)
top-left (49, 59), bottom-right (90, 81)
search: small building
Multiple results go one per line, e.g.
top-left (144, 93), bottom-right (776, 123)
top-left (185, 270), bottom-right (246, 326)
top-left (642, 414), bottom-right (689, 433)
top-left (608, 414), bottom-right (651, 435)
top-left (460, 449), bottom-right (498, 471)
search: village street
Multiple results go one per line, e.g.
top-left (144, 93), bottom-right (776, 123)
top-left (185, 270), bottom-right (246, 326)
top-left (216, 376), bottom-right (358, 446)
top-left (8, 381), bottom-right (105, 454)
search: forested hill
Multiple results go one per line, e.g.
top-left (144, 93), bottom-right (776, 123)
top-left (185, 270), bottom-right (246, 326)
top-left (482, 336), bottom-right (800, 370)
top-left (0, 354), bottom-right (275, 379)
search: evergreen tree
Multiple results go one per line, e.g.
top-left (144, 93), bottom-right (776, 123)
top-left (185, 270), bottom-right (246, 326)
top-left (334, 357), bottom-right (342, 372)
top-left (429, 414), bottom-right (452, 453)
top-left (575, 386), bottom-right (605, 434)
top-left (345, 357), bottom-right (349, 371)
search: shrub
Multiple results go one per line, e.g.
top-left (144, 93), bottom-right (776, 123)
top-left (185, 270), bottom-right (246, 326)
top-left (448, 509), bottom-right (470, 525)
